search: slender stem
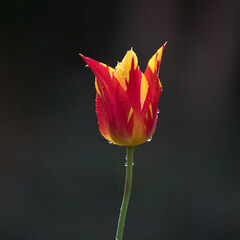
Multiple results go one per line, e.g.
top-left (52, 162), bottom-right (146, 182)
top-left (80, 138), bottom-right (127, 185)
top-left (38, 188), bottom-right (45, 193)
top-left (116, 146), bottom-right (135, 240)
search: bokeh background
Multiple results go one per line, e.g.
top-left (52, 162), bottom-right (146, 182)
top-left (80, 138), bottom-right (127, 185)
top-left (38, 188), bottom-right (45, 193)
top-left (0, 0), bottom-right (240, 239)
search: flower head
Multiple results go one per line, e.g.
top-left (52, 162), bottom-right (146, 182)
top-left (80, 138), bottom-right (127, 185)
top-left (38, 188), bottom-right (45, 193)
top-left (80, 43), bottom-right (166, 146)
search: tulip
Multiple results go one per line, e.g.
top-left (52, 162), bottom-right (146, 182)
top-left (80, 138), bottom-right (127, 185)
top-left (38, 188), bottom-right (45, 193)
top-left (80, 43), bottom-right (166, 240)
top-left (80, 42), bottom-right (166, 147)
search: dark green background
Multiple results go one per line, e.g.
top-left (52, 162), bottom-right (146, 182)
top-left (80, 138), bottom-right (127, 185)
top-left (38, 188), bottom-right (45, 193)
top-left (0, 0), bottom-right (239, 239)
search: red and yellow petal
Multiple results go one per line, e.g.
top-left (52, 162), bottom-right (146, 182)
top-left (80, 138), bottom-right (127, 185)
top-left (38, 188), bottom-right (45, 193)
top-left (144, 42), bottom-right (166, 122)
top-left (80, 54), bottom-right (135, 145)
top-left (114, 48), bottom-right (138, 90)
top-left (146, 42), bottom-right (167, 77)
top-left (80, 54), bottom-right (116, 99)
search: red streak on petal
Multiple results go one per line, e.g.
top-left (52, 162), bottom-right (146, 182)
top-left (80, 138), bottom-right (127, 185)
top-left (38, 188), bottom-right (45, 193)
top-left (125, 57), bottom-right (142, 111)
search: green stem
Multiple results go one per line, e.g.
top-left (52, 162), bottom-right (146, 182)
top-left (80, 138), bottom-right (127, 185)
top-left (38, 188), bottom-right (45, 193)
top-left (116, 146), bottom-right (135, 240)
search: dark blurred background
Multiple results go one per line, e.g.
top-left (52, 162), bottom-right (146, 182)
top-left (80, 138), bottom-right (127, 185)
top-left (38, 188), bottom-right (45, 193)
top-left (0, 0), bottom-right (240, 239)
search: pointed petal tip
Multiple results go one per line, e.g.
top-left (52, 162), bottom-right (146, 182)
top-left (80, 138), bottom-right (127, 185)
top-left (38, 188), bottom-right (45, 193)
top-left (127, 47), bottom-right (138, 57)
top-left (127, 47), bottom-right (135, 55)
top-left (79, 54), bottom-right (89, 67)
top-left (79, 54), bottom-right (95, 65)
top-left (79, 53), bottom-right (92, 61)
top-left (79, 53), bottom-right (88, 62)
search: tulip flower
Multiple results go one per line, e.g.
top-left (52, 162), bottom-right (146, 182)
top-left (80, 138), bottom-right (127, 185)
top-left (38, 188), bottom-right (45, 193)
top-left (80, 42), bottom-right (166, 147)
top-left (80, 42), bottom-right (166, 240)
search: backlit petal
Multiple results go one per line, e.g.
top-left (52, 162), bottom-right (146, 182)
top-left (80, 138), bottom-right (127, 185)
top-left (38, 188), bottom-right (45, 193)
top-left (114, 48), bottom-right (138, 90)
top-left (147, 42), bottom-right (167, 75)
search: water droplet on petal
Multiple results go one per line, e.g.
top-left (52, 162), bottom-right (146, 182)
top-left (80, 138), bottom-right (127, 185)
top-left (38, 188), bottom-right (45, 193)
top-left (108, 141), bottom-right (113, 144)
top-left (147, 136), bottom-right (152, 142)
top-left (157, 109), bottom-right (160, 114)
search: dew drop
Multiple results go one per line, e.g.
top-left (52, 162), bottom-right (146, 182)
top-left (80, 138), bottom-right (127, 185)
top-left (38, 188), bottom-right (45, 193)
top-left (157, 109), bottom-right (160, 114)
top-left (147, 136), bottom-right (152, 142)
top-left (108, 141), bottom-right (113, 144)
top-left (125, 162), bottom-right (134, 166)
